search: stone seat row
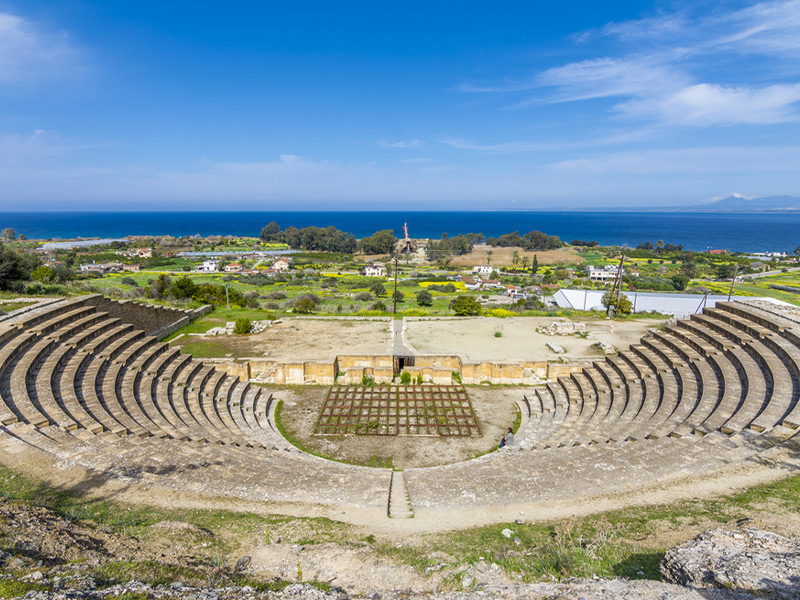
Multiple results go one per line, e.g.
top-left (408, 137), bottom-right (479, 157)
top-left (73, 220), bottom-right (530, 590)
top-left (522, 301), bottom-right (800, 450)
top-left (0, 298), bottom-right (276, 454)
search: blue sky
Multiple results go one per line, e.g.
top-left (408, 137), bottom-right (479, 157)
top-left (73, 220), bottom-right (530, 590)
top-left (1, 0), bottom-right (799, 210)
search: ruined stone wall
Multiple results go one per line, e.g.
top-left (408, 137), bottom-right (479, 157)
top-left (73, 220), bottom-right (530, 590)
top-left (546, 362), bottom-right (586, 379)
top-left (248, 359), bottom-right (335, 384)
top-left (233, 353), bottom-right (581, 386)
top-left (86, 297), bottom-right (211, 340)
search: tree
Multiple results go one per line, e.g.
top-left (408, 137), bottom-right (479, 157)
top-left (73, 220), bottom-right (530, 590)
top-left (680, 260), bottom-right (700, 278)
top-left (415, 289), bottom-right (433, 306)
top-left (170, 276), bottom-right (198, 299)
top-left (370, 282), bottom-right (386, 297)
top-left (511, 250), bottom-right (520, 270)
top-left (486, 250), bottom-right (493, 266)
top-left (795, 244), bottom-right (800, 256)
top-left (715, 263), bottom-right (736, 280)
top-left (671, 274), bottom-right (690, 291)
top-left (147, 274), bottom-right (171, 300)
top-left (358, 229), bottom-right (397, 255)
top-left (531, 254), bottom-right (539, 275)
top-left (0, 244), bottom-right (37, 290)
top-left (259, 222), bottom-right (282, 242)
top-left (392, 289), bottom-right (404, 303)
top-left (451, 295), bottom-right (481, 316)
top-left (294, 297), bottom-right (316, 313)
top-left (601, 290), bottom-right (633, 316)
top-left (1, 228), bottom-right (16, 242)
top-left (30, 266), bottom-right (53, 283)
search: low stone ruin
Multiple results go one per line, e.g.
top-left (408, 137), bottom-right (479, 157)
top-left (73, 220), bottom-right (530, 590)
top-left (204, 319), bottom-right (274, 336)
top-left (537, 320), bottom-right (586, 335)
top-left (593, 340), bottom-right (617, 354)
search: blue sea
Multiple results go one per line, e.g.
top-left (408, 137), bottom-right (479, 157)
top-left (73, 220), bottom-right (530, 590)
top-left (1, 211), bottom-right (798, 253)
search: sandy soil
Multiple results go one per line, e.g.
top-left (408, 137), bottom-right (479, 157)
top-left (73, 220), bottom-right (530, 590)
top-left (275, 385), bottom-right (526, 469)
top-left (405, 316), bottom-right (664, 362)
top-left (448, 245), bottom-right (582, 267)
top-left (174, 315), bottom-right (662, 363)
top-left (175, 317), bottom-right (393, 361)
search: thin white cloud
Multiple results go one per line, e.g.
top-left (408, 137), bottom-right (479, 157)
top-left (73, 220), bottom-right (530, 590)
top-left (440, 128), bottom-right (655, 153)
top-left (440, 138), bottom-right (549, 152)
top-left (532, 57), bottom-right (689, 104)
top-left (0, 13), bottom-right (85, 85)
top-left (620, 82), bottom-right (800, 125)
top-left (376, 139), bottom-right (423, 149)
top-left (546, 145), bottom-right (800, 175)
top-left (458, 1), bottom-right (800, 127)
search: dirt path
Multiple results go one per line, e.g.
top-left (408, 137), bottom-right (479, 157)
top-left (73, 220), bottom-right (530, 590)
top-left (4, 430), bottom-right (799, 541)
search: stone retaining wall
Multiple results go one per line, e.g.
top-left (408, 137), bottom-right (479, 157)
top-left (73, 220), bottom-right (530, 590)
top-left (87, 297), bottom-right (211, 340)
top-left (221, 354), bottom-right (584, 385)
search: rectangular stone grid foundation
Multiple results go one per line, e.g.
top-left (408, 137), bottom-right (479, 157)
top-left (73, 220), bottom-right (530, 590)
top-left (314, 384), bottom-right (480, 436)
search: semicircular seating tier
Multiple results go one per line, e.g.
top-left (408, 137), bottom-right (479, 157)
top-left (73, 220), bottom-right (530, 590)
top-left (1, 295), bottom-right (799, 520)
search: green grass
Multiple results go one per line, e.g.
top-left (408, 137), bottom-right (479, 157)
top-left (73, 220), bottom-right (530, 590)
top-left (176, 340), bottom-right (237, 358)
top-left (0, 579), bottom-right (48, 598)
top-left (0, 300), bottom-right (37, 313)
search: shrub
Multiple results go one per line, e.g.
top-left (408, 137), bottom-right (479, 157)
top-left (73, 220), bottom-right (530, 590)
top-left (451, 295), bottom-right (482, 316)
top-left (393, 289), bottom-right (404, 303)
top-left (601, 290), bottom-right (633, 316)
top-left (371, 301), bottom-right (387, 311)
top-left (416, 373), bottom-right (423, 384)
top-left (233, 318), bottom-right (252, 334)
top-left (361, 374), bottom-right (375, 388)
top-left (294, 297), bottom-right (316, 314)
top-left (355, 291), bottom-right (373, 301)
top-left (295, 292), bottom-right (320, 305)
top-left (415, 289), bottom-right (433, 306)
top-left (121, 276), bottom-right (138, 287)
top-left (266, 291), bottom-right (287, 299)
top-left (400, 372), bottom-right (412, 385)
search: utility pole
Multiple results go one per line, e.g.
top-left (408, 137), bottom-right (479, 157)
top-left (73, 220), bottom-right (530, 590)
top-left (727, 263), bottom-right (739, 301)
top-left (607, 246), bottom-right (626, 317)
top-left (225, 284), bottom-right (230, 310)
top-left (392, 256), bottom-right (399, 315)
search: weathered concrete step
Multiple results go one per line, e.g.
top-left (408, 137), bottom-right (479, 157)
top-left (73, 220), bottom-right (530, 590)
top-left (388, 470), bottom-right (413, 519)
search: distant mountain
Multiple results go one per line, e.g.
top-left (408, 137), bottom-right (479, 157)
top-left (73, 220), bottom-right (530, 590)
top-left (699, 195), bottom-right (800, 212)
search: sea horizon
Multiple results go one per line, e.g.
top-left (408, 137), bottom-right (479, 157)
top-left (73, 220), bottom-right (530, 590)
top-left (1, 210), bottom-right (798, 254)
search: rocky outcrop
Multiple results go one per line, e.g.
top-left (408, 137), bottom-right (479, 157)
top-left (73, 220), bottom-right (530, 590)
top-left (661, 527), bottom-right (800, 599)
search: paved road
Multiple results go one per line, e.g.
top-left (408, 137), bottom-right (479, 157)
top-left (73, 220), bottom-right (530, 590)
top-left (741, 266), bottom-right (800, 280)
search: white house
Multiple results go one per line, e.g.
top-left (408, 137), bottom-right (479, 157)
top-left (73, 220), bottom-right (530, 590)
top-left (223, 262), bottom-right (243, 273)
top-left (588, 265), bottom-right (621, 282)
top-left (272, 258), bottom-right (291, 271)
top-left (197, 259), bottom-right (220, 272)
top-left (363, 263), bottom-right (386, 277)
top-left (462, 278), bottom-right (481, 291)
top-left (473, 265), bottom-right (493, 276)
